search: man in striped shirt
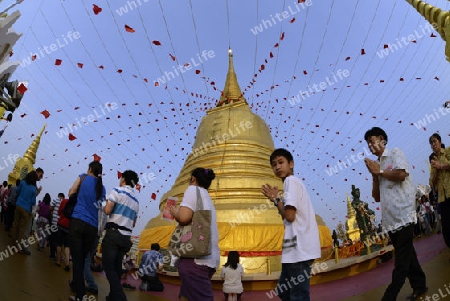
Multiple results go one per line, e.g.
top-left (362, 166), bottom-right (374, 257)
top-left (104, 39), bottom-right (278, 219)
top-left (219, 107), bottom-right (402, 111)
top-left (102, 170), bottom-right (139, 301)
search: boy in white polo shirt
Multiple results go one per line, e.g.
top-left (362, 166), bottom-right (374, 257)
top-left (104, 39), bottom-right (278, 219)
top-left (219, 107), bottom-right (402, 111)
top-left (102, 170), bottom-right (139, 301)
top-left (262, 148), bottom-right (321, 301)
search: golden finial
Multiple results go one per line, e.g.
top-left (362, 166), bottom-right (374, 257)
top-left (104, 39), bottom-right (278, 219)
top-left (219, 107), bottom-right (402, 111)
top-left (406, 0), bottom-right (450, 62)
top-left (217, 49), bottom-right (247, 107)
top-left (23, 123), bottom-right (46, 165)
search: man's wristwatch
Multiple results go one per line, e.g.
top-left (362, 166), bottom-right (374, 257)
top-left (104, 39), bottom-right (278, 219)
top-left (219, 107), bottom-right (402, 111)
top-left (274, 197), bottom-right (281, 206)
top-left (379, 170), bottom-right (384, 175)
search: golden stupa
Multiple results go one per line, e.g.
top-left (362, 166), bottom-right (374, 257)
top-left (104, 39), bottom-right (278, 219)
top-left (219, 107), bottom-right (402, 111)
top-left (406, 0), bottom-right (450, 62)
top-left (8, 124), bottom-right (46, 184)
top-left (138, 50), bottom-right (332, 275)
top-left (345, 193), bottom-right (360, 241)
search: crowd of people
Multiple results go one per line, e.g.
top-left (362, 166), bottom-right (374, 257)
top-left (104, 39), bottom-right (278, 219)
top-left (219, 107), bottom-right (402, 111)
top-left (0, 127), bottom-right (448, 301)
top-left (0, 162), bottom-right (142, 301)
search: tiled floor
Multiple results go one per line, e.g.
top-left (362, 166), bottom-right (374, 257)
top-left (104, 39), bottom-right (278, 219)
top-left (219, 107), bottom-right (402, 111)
top-left (0, 228), bottom-right (448, 301)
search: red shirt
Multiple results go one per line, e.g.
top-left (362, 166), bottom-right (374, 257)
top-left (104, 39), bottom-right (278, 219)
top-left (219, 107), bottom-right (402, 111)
top-left (57, 199), bottom-right (70, 229)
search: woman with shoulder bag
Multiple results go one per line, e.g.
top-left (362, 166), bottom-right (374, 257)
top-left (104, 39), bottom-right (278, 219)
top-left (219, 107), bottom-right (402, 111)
top-left (169, 167), bottom-right (220, 301)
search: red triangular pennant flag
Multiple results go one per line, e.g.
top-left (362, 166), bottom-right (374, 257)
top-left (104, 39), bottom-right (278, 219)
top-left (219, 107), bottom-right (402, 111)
top-left (93, 4), bottom-right (102, 15)
top-left (40, 110), bottom-right (50, 119)
top-left (125, 25), bottom-right (135, 33)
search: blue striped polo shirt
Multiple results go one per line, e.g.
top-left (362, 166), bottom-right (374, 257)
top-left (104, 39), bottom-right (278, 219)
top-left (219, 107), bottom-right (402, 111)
top-left (106, 185), bottom-right (139, 235)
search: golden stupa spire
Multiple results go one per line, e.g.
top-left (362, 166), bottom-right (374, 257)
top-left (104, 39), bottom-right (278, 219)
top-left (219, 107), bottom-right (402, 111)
top-left (406, 0), bottom-right (450, 62)
top-left (346, 193), bottom-right (355, 219)
top-left (8, 123), bottom-right (46, 184)
top-left (23, 123), bottom-right (46, 165)
top-left (217, 49), bottom-right (247, 106)
top-left (345, 192), bottom-right (360, 241)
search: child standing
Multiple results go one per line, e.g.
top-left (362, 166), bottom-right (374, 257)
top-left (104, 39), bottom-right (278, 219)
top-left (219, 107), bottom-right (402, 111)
top-left (261, 148), bottom-right (321, 301)
top-left (220, 251), bottom-right (244, 301)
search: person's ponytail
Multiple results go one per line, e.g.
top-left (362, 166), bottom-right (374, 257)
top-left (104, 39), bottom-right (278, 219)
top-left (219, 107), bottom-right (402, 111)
top-left (88, 161), bottom-right (103, 200)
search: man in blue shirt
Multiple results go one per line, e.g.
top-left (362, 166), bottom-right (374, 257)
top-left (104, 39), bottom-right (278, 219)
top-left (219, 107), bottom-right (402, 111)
top-left (138, 243), bottom-right (164, 292)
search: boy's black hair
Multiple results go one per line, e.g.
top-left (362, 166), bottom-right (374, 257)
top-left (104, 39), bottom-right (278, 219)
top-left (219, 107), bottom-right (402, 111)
top-left (364, 127), bottom-right (388, 144)
top-left (121, 170), bottom-right (139, 188)
top-left (270, 148), bottom-right (294, 164)
top-left (58, 192), bottom-right (65, 198)
top-left (151, 243), bottom-right (160, 251)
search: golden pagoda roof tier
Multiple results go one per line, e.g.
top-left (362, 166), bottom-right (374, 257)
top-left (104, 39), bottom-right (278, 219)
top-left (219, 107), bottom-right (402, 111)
top-left (145, 101), bottom-right (280, 228)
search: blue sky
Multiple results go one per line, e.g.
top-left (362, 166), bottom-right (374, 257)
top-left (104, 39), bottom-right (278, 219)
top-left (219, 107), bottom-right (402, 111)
top-left (1, 0), bottom-right (450, 234)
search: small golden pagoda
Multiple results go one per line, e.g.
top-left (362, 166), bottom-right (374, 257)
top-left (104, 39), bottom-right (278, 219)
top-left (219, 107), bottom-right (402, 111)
top-left (345, 193), bottom-right (360, 241)
top-left (406, 0), bottom-right (450, 62)
top-left (8, 124), bottom-right (46, 184)
top-left (139, 50), bottom-right (332, 276)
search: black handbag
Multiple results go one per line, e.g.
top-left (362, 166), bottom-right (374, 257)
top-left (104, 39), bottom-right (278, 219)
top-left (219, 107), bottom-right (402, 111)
top-left (63, 174), bottom-right (87, 218)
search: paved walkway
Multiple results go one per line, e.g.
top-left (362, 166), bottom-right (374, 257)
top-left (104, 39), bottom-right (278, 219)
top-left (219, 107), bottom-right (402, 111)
top-left (0, 228), bottom-right (448, 301)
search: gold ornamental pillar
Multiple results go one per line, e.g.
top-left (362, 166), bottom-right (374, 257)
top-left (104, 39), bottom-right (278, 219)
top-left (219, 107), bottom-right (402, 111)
top-left (405, 0), bottom-right (450, 62)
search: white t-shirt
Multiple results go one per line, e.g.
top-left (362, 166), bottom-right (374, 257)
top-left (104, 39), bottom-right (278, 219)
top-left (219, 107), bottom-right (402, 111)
top-left (378, 148), bottom-right (417, 231)
top-left (281, 176), bottom-right (321, 263)
top-left (220, 263), bottom-right (244, 294)
top-left (179, 185), bottom-right (220, 269)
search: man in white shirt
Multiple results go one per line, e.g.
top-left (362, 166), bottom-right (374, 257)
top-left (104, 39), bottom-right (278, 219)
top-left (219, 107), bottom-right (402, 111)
top-left (364, 127), bottom-right (427, 301)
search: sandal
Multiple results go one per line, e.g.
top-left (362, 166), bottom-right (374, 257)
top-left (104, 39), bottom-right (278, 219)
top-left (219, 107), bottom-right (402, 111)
top-left (64, 265), bottom-right (70, 272)
top-left (406, 287), bottom-right (428, 301)
top-left (56, 262), bottom-right (61, 267)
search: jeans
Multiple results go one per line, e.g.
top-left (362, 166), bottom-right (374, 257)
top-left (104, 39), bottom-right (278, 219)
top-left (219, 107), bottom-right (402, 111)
top-left (49, 226), bottom-right (57, 258)
top-left (5, 203), bottom-right (15, 231)
top-left (37, 218), bottom-right (49, 248)
top-left (69, 218), bottom-right (98, 299)
top-left (382, 224), bottom-right (427, 301)
top-left (140, 275), bottom-right (164, 292)
top-left (102, 228), bottom-right (132, 301)
top-left (84, 236), bottom-right (99, 290)
top-left (421, 214), bottom-right (431, 235)
top-left (277, 259), bottom-right (314, 301)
